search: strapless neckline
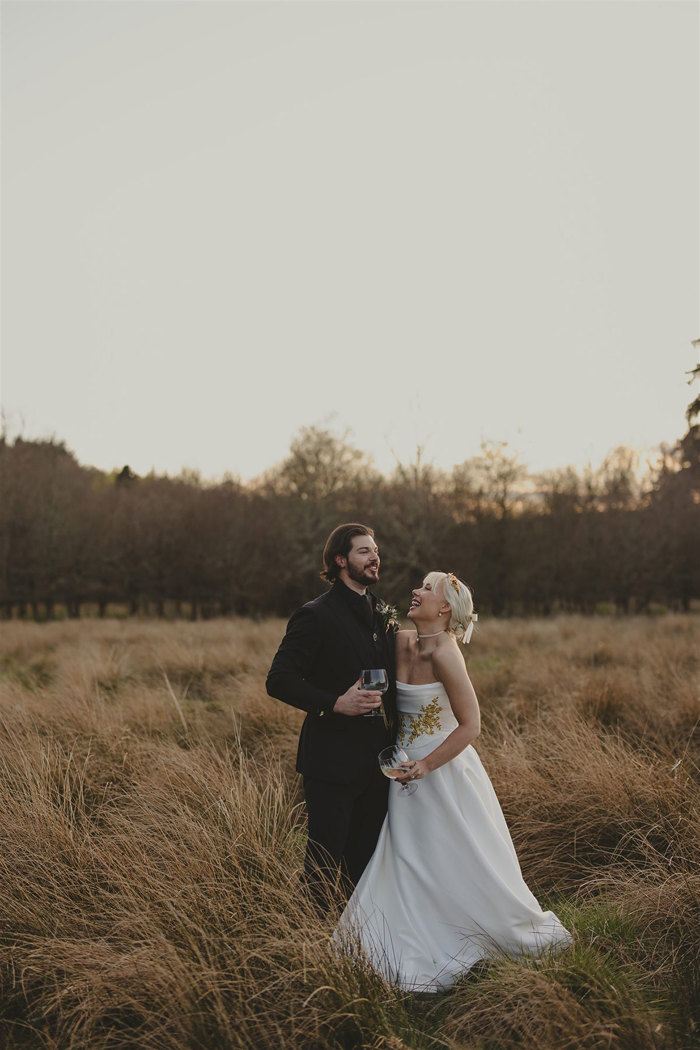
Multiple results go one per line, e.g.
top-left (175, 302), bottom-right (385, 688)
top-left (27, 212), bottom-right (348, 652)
top-left (396, 680), bottom-right (442, 688)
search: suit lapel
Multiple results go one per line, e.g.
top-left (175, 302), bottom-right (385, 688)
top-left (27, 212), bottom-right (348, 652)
top-left (324, 587), bottom-right (372, 671)
top-left (369, 592), bottom-right (397, 676)
top-left (385, 627), bottom-right (397, 679)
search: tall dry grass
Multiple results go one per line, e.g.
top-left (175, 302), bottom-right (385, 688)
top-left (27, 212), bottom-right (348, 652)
top-left (0, 614), bottom-right (698, 1049)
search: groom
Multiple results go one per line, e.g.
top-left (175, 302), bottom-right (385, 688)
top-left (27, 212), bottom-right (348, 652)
top-left (266, 522), bottom-right (396, 911)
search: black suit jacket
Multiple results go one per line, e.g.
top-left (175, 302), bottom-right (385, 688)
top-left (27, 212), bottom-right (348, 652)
top-left (266, 581), bottom-right (397, 784)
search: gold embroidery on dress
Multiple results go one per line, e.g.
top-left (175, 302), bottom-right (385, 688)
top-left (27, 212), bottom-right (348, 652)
top-left (399, 696), bottom-right (442, 747)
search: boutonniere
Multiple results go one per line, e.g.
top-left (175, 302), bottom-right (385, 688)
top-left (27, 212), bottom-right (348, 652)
top-left (378, 600), bottom-right (400, 634)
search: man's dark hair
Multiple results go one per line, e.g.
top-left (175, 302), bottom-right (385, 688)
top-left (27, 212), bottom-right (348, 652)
top-left (321, 523), bottom-right (375, 583)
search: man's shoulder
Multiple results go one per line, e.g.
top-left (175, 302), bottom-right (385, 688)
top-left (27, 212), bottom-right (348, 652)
top-left (300, 592), bottom-right (340, 613)
top-left (294, 586), bottom-right (338, 617)
top-left (282, 587), bottom-right (343, 640)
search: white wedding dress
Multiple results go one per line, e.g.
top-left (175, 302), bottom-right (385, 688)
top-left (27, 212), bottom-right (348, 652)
top-left (336, 681), bottom-right (572, 992)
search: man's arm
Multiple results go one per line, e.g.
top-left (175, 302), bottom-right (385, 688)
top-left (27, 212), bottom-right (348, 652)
top-left (266, 605), bottom-right (384, 718)
top-left (266, 606), bottom-right (338, 717)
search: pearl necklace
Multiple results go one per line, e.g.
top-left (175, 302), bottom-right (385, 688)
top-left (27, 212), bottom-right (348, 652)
top-left (417, 630), bottom-right (445, 639)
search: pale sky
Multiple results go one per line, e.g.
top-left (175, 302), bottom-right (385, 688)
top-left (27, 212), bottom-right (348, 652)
top-left (2, 0), bottom-right (698, 481)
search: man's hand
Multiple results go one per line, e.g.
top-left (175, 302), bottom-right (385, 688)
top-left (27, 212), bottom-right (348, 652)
top-left (333, 679), bottom-right (383, 716)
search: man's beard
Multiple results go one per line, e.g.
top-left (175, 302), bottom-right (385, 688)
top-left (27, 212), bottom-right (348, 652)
top-left (346, 562), bottom-right (379, 586)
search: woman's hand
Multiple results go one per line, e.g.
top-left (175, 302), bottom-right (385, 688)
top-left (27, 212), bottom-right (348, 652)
top-left (394, 759), bottom-right (430, 784)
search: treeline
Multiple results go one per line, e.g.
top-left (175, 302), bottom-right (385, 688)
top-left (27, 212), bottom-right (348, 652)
top-left (1, 403), bottom-right (698, 620)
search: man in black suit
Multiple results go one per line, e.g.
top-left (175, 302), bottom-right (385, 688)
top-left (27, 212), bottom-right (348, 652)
top-left (266, 522), bottom-right (396, 911)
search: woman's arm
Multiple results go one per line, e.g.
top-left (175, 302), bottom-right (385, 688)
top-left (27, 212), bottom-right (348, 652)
top-left (393, 629), bottom-right (411, 681)
top-left (395, 644), bottom-right (480, 783)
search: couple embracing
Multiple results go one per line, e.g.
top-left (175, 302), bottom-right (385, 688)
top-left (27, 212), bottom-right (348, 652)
top-left (267, 522), bottom-right (571, 994)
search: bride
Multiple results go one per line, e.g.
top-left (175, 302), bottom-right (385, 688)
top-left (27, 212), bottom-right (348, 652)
top-left (335, 571), bottom-right (572, 993)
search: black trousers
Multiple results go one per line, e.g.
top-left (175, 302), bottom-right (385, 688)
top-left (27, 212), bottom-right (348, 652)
top-left (303, 769), bottom-right (389, 913)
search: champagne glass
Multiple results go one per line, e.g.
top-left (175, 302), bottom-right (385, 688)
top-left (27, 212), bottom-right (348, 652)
top-left (378, 745), bottom-right (418, 796)
top-left (361, 668), bottom-right (388, 718)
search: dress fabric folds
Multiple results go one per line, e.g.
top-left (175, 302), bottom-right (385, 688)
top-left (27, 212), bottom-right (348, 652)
top-left (336, 681), bottom-right (572, 992)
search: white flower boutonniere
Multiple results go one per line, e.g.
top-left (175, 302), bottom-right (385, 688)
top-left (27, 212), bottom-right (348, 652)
top-left (378, 601), bottom-right (400, 634)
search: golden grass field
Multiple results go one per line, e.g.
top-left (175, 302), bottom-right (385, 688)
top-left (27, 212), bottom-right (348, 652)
top-left (0, 614), bottom-right (698, 1050)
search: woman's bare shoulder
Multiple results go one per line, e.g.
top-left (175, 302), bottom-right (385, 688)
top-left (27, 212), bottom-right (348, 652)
top-left (395, 629), bottom-right (414, 652)
top-left (431, 636), bottom-right (467, 676)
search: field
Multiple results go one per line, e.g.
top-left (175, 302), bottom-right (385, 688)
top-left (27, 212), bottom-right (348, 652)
top-left (0, 614), bottom-right (698, 1050)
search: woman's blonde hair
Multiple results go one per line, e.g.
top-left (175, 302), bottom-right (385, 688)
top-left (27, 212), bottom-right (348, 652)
top-left (424, 571), bottom-right (477, 643)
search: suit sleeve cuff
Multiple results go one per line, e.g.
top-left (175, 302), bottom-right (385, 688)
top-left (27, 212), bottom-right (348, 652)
top-left (318, 693), bottom-right (338, 718)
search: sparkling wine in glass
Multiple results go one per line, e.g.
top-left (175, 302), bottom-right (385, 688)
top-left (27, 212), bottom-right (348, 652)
top-left (361, 668), bottom-right (388, 718)
top-left (379, 744), bottom-right (417, 796)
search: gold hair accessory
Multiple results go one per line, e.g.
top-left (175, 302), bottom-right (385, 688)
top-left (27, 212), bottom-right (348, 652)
top-left (445, 571), bottom-right (460, 594)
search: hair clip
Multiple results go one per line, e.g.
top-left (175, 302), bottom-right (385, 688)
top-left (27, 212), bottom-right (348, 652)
top-left (445, 571), bottom-right (460, 594)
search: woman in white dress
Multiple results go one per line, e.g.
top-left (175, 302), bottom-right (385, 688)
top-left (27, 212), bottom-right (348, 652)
top-left (336, 571), bottom-right (572, 993)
